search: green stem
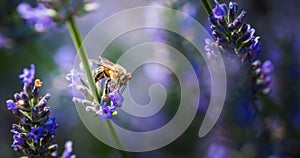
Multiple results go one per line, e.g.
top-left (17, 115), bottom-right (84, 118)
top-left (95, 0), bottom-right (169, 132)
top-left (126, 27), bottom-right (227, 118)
top-left (200, 0), bottom-right (213, 17)
top-left (66, 17), bottom-right (100, 103)
top-left (107, 121), bottom-right (128, 158)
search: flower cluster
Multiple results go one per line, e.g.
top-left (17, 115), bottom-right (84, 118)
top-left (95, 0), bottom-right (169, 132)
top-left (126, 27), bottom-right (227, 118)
top-left (6, 64), bottom-right (58, 157)
top-left (210, 1), bottom-right (273, 94)
top-left (66, 61), bottom-right (126, 122)
top-left (210, 0), bottom-right (259, 61)
top-left (38, 0), bottom-right (99, 18)
top-left (6, 64), bottom-right (75, 157)
top-left (17, 3), bottom-right (56, 32)
top-left (72, 89), bottom-right (123, 122)
top-left (251, 60), bottom-right (274, 94)
top-left (17, 0), bottom-right (98, 32)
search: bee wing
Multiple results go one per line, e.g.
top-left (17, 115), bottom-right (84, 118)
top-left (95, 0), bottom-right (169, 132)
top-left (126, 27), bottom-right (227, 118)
top-left (89, 58), bottom-right (101, 65)
top-left (99, 56), bottom-right (115, 67)
top-left (90, 57), bottom-right (115, 71)
top-left (99, 56), bottom-right (128, 73)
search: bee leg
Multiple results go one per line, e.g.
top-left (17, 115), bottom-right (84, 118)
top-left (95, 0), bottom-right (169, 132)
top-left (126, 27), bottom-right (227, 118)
top-left (119, 84), bottom-right (127, 94)
top-left (104, 78), bottom-right (111, 95)
top-left (101, 79), bottom-right (111, 102)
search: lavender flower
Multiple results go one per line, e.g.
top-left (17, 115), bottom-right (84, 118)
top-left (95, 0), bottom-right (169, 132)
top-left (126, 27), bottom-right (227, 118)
top-left (251, 60), bottom-right (274, 94)
top-left (18, 64), bottom-right (35, 85)
top-left (210, 1), bottom-right (257, 61)
top-left (0, 32), bottom-right (9, 49)
top-left (109, 90), bottom-right (124, 107)
top-left (206, 143), bottom-right (230, 158)
top-left (210, 1), bottom-right (273, 95)
top-left (6, 64), bottom-right (75, 157)
top-left (45, 117), bottom-right (59, 135)
top-left (38, 0), bottom-right (99, 20)
top-left (262, 60), bottom-right (274, 74)
top-left (72, 88), bottom-right (122, 122)
top-left (6, 100), bottom-right (18, 110)
top-left (27, 126), bottom-right (45, 144)
top-left (17, 2), bottom-right (55, 32)
top-left (61, 141), bottom-right (76, 158)
top-left (17, 1), bottom-right (98, 32)
top-left (54, 46), bottom-right (76, 72)
top-left (66, 69), bottom-right (83, 87)
top-left (97, 103), bottom-right (116, 122)
top-left (212, 0), bottom-right (226, 19)
top-left (181, 3), bottom-right (197, 17)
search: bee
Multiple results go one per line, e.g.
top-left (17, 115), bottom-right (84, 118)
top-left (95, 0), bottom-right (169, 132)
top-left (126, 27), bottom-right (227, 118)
top-left (92, 56), bottom-right (131, 94)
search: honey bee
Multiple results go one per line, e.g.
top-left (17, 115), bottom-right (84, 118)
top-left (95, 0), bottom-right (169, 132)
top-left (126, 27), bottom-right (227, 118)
top-left (92, 56), bottom-right (131, 94)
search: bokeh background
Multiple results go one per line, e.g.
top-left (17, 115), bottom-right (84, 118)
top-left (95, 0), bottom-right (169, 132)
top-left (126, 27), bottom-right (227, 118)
top-left (1, 0), bottom-right (300, 157)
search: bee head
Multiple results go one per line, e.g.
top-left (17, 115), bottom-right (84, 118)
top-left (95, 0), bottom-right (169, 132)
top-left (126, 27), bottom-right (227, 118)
top-left (125, 73), bottom-right (131, 80)
top-left (119, 73), bottom-right (131, 85)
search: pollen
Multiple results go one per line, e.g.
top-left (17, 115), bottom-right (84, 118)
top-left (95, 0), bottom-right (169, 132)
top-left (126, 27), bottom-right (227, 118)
top-left (35, 79), bottom-right (43, 88)
top-left (112, 111), bottom-right (118, 116)
top-left (16, 100), bottom-right (25, 106)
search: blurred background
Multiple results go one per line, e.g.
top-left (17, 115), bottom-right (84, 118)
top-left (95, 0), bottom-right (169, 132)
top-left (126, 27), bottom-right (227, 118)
top-left (1, 0), bottom-right (300, 157)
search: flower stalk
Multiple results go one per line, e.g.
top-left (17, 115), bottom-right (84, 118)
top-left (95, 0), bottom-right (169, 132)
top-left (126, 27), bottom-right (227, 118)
top-left (200, 0), bottom-right (213, 17)
top-left (107, 121), bottom-right (128, 158)
top-left (66, 17), bottom-right (100, 103)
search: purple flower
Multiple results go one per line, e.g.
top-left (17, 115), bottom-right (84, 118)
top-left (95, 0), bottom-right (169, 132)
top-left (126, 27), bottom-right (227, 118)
top-left (22, 117), bottom-right (32, 124)
top-left (97, 103), bottom-right (115, 122)
top-left (181, 3), bottom-right (197, 17)
top-left (262, 60), bottom-right (274, 74)
top-left (66, 69), bottom-right (82, 87)
top-left (61, 141), bottom-right (76, 158)
top-left (212, 0), bottom-right (226, 19)
top-left (7, 64), bottom-right (74, 157)
top-left (250, 36), bottom-right (261, 58)
top-left (11, 133), bottom-right (26, 151)
top-left (228, 2), bottom-right (236, 10)
top-left (0, 32), bottom-right (8, 49)
top-left (27, 126), bottom-right (45, 143)
top-left (210, 1), bottom-right (261, 61)
top-left (45, 117), bottom-right (58, 135)
top-left (10, 124), bottom-right (22, 134)
top-left (207, 143), bottom-right (230, 158)
top-left (252, 60), bottom-right (273, 94)
top-left (109, 90), bottom-right (124, 107)
top-left (17, 2), bottom-right (55, 32)
top-left (18, 64), bottom-right (35, 85)
top-left (54, 46), bottom-right (76, 72)
top-left (209, 1), bottom-right (274, 96)
top-left (36, 93), bottom-right (51, 110)
top-left (6, 99), bottom-right (18, 110)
